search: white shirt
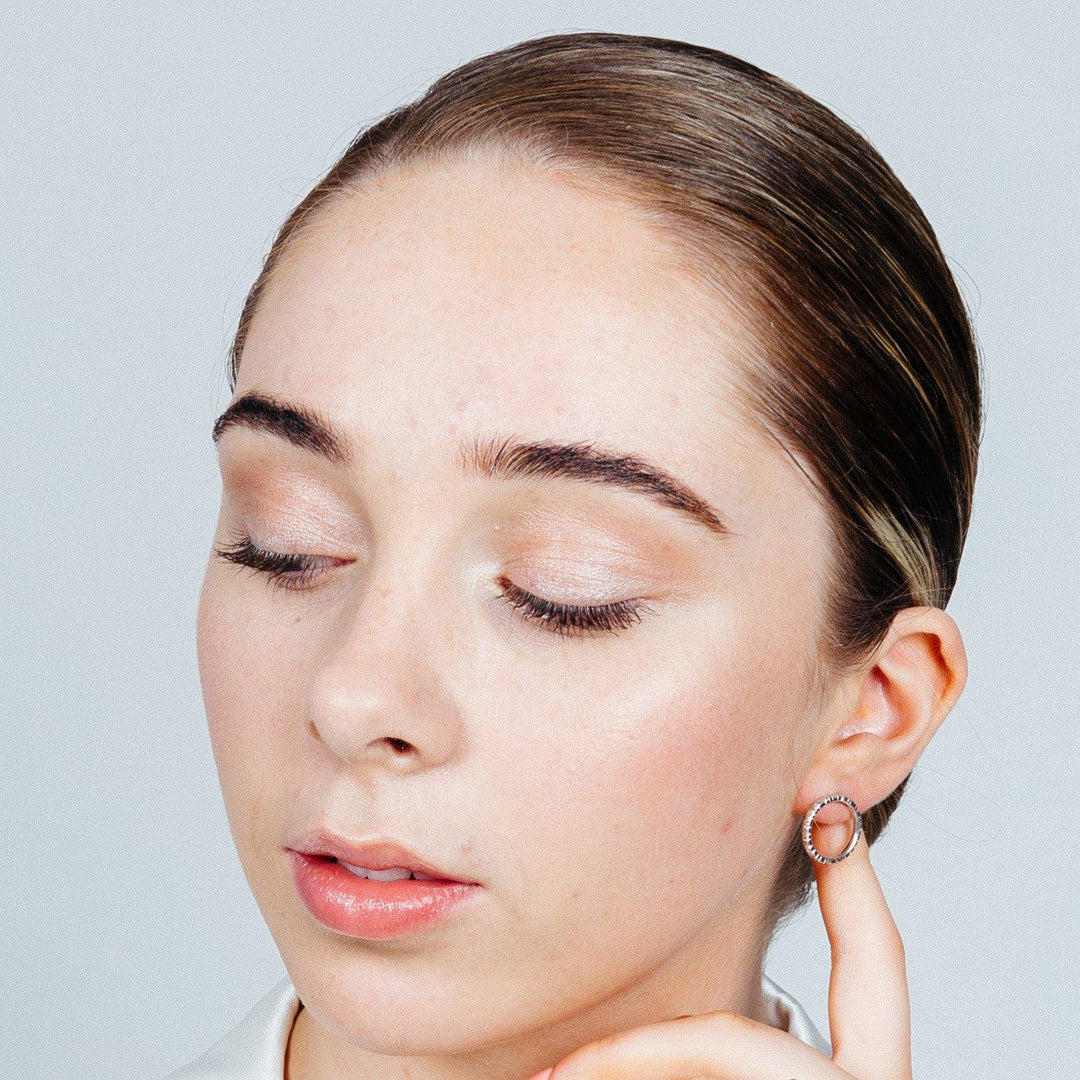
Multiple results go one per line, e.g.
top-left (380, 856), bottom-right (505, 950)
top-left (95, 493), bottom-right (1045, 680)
top-left (164, 972), bottom-right (831, 1078)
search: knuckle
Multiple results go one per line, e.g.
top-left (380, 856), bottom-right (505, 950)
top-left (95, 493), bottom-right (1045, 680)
top-left (833, 924), bottom-right (905, 961)
top-left (716, 1009), bottom-right (763, 1035)
top-left (549, 1008), bottom-right (767, 1079)
top-left (886, 924), bottom-right (907, 960)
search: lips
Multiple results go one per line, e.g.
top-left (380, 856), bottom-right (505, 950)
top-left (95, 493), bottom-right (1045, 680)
top-left (288, 851), bottom-right (482, 939)
top-left (286, 829), bottom-right (476, 884)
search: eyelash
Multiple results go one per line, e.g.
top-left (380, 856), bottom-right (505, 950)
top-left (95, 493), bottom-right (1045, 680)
top-left (493, 575), bottom-right (649, 638)
top-left (211, 531), bottom-right (651, 639)
top-left (213, 532), bottom-right (330, 593)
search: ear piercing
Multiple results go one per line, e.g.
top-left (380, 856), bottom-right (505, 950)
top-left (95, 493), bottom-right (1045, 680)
top-left (801, 793), bottom-right (862, 864)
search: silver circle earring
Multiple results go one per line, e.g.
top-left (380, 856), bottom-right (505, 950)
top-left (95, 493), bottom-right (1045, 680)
top-left (801, 793), bottom-right (863, 864)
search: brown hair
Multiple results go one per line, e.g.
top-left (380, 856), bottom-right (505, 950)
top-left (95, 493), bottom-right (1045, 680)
top-left (226, 31), bottom-right (983, 941)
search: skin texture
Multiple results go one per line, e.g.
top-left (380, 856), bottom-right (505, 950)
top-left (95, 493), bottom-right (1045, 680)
top-left (196, 152), bottom-right (967, 1080)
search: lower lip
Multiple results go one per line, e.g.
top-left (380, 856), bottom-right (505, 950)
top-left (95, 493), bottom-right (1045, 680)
top-left (287, 851), bottom-right (483, 939)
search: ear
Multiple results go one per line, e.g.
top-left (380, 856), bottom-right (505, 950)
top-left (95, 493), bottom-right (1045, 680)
top-left (796, 606), bottom-right (968, 826)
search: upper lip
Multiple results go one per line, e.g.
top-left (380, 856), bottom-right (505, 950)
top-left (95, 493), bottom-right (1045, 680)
top-left (287, 829), bottom-right (476, 884)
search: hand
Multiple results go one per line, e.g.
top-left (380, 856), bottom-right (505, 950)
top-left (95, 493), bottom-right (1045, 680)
top-left (525, 812), bottom-right (911, 1079)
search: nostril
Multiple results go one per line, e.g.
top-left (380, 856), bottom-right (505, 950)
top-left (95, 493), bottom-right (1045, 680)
top-left (386, 737), bottom-right (411, 753)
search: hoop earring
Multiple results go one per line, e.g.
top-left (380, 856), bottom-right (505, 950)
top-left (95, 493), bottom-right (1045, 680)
top-left (801, 793), bottom-right (863, 864)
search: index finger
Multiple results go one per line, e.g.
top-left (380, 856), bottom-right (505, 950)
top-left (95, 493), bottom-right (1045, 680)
top-left (810, 804), bottom-right (912, 1080)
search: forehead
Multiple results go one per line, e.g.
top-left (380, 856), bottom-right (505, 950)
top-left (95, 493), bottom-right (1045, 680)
top-left (236, 154), bottom-right (811, 525)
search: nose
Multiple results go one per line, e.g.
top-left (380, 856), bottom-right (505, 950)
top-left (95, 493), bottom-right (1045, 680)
top-left (303, 579), bottom-right (464, 774)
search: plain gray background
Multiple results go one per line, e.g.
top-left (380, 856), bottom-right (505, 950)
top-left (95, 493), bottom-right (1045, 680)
top-left (3, 2), bottom-right (1077, 1078)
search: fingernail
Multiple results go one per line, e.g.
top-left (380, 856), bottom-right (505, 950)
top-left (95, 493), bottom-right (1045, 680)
top-left (527, 1070), bottom-right (554, 1080)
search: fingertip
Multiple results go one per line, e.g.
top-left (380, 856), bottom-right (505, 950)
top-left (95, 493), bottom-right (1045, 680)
top-left (808, 818), bottom-right (865, 873)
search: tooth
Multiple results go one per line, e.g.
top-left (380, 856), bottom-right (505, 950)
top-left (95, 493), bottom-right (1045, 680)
top-left (365, 867), bottom-right (413, 881)
top-left (340, 862), bottom-right (413, 881)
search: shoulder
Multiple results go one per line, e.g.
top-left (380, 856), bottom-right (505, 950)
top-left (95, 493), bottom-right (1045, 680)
top-left (162, 975), bottom-right (301, 1080)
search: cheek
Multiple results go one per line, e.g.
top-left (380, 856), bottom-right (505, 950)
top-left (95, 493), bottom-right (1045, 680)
top-left (197, 571), bottom-right (255, 771)
top-left (196, 570), bottom-right (306, 852)
top-left (583, 671), bottom-right (792, 884)
top-left (482, 630), bottom-right (804, 972)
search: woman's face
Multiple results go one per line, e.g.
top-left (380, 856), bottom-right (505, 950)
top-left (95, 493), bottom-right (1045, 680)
top-left (197, 154), bottom-right (837, 1068)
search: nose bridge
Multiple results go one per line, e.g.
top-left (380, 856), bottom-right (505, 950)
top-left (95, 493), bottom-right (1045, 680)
top-left (303, 532), bottom-right (463, 770)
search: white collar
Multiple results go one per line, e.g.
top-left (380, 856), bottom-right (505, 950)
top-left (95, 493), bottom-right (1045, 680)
top-left (166, 970), bottom-right (830, 1078)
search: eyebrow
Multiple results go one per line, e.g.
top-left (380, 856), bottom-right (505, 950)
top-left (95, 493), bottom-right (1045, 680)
top-left (212, 391), bottom-right (732, 536)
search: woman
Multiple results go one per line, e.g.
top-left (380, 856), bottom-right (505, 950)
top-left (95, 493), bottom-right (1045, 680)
top-left (173, 30), bottom-right (978, 1080)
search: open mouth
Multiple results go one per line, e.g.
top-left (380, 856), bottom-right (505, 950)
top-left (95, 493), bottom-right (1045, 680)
top-left (289, 850), bottom-right (483, 939)
top-left (331, 857), bottom-right (443, 882)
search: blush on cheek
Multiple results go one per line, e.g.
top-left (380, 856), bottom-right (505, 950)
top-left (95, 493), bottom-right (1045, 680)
top-left (600, 668), bottom-right (797, 900)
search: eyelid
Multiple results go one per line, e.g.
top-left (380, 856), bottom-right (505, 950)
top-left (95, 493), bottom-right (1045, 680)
top-left (218, 474), bottom-right (361, 542)
top-left (494, 575), bottom-right (655, 639)
top-left (212, 530), bottom-right (344, 592)
top-left (211, 531), bottom-right (657, 638)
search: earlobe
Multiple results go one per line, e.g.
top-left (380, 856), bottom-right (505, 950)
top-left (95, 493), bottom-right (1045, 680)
top-left (797, 605), bottom-right (968, 816)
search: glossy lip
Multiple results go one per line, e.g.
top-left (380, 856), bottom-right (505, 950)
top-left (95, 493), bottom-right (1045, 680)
top-left (287, 851), bottom-right (484, 939)
top-left (285, 829), bottom-right (477, 884)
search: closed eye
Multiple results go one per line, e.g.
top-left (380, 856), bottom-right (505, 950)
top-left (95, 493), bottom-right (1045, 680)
top-left (212, 531), bottom-right (654, 639)
top-left (213, 531), bottom-right (341, 591)
top-left (494, 576), bottom-right (653, 638)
